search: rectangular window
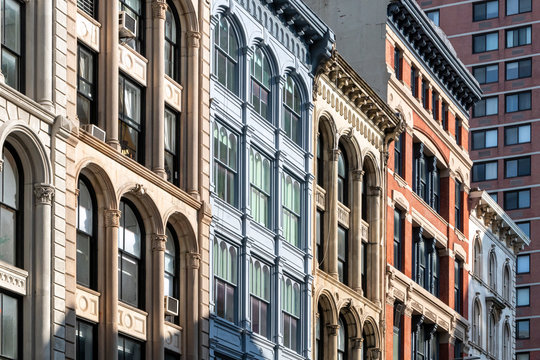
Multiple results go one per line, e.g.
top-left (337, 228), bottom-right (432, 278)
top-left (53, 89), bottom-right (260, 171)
top-left (282, 173), bottom-right (301, 247)
top-left (504, 189), bottom-right (530, 210)
top-left (473, 63), bottom-right (498, 84)
top-left (394, 47), bottom-right (402, 80)
top-left (517, 254), bottom-right (530, 274)
top-left (506, 91), bottom-right (531, 112)
top-left (213, 122), bottom-right (238, 206)
top-left (426, 10), bottom-right (440, 26)
top-left (442, 102), bottom-right (448, 130)
top-left (422, 80), bottom-right (429, 109)
top-left (472, 161), bottom-right (498, 181)
top-left (489, 192), bottom-right (498, 202)
top-left (282, 277), bottom-right (301, 353)
top-left (507, 0), bottom-right (532, 15)
top-left (1, 0), bottom-right (23, 91)
top-left (454, 260), bottom-right (463, 314)
top-left (411, 67), bottom-right (418, 98)
top-left (432, 91), bottom-right (439, 121)
top-left (505, 156), bottom-right (530, 178)
top-left (473, 32), bottom-right (499, 53)
top-left (77, 0), bottom-right (96, 18)
top-left (0, 293), bottom-right (18, 359)
top-left (250, 149), bottom-right (271, 227)
top-left (517, 221), bottom-right (530, 238)
top-left (118, 335), bottom-right (144, 360)
top-left (394, 133), bottom-right (403, 177)
top-left (394, 209), bottom-right (403, 271)
top-left (164, 108), bottom-right (179, 185)
top-left (119, 74), bottom-right (143, 162)
top-left (316, 210), bottom-right (323, 265)
top-left (361, 241), bottom-right (367, 295)
top-left (505, 124), bottom-right (531, 145)
top-left (76, 319), bottom-right (96, 360)
top-left (337, 226), bottom-right (348, 283)
top-left (119, 0), bottom-right (144, 53)
top-left (506, 58), bottom-right (532, 80)
top-left (250, 259), bottom-right (271, 339)
top-left (507, 26), bottom-right (532, 48)
top-left (517, 319), bottom-right (530, 339)
top-left (455, 181), bottom-right (462, 231)
top-left (77, 44), bottom-right (97, 125)
top-left (455, 118), bottom-right (461, 145)
top-left (214, 239), bottom-right (237, 323)
top-left (517, 353), bottom-right (531, 360)
top-left (472, 129), bottom-right (498, 150)
top-left (473, 96), bottom-right (498, 117)
top-left (473, 0), bottom-right (499, 21)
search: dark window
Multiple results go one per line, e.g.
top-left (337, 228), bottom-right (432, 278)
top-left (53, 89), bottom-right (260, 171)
top-left (119, 0), bottom-right (143, 53)
top-left (214, 17), bottom-right (238, 94)
top-left (472, 161), bottom-right (498, 181)
top-left (454, 260), bottom-right (463, 314)
top-left (412, 320), bottom-right (440, 360)
top-left (118, 199), bottom-right (145, 308)
top-left (432, 91), bottom-right (439, 121)
top-left (413, 144), bottom-right (440, 211)
top-left (393, 304), bottom-right (403, 360)
top-left (0, 147), bottom-right (22, 268)
top-left (506, 58), bottom-right (531, 80)
top-left (394, 132), bottom-right (403, 177)
top-left (315, 305), bottom-right (323, 360)
top-left (517, 353), bottom-right (530, 360)
top-left (426, 10), bottom-right (440, 26)
top-left (473, 0), bottom-right (499, 21)
top-left (473, 32), bottom-right (498, 53)
top-left (507, 26), bottom-right (531, 48)
top-left (213, 238), bottom-right (237, 323)
top-left (282, 76), bottom-right (302, 146)
top-left (517, 254), bottom-right (530, 274)
top-left (505, 156), bottom-right (530, 178)
top-left (337, 226), bottom-right (348, 284)
top-left (1, 0), bottom-right (24, 91)
top-left (317, 136), bottom-right (324, 186)
top-left (455, 180), bottom-right (462, 231)
top-left (77, 44), bottom-right (97, 125)
top-left (77, 0), bottom-right (96, 18)
top-left (394, 209), bottom-right (403, 271)
top-left (77, 176), bottom-right (97, 289)
top-left (76, 319), bottom-right (96, 360)
top-left (213, 122), bottom-right (238, 206)
top-left (316, 210), bottom-right (324, 265)
top-left (473, 63), bottom-right (498, 84)
top-left (473, 96), bottom-right (498, 117)
top-left (411, 67), bottom-right (418, 98)
top-left (337, 317), bottom-right (347, 360)
top-left (164, 107), bottom-right (179, 185)
top-left (164, 225), bottom-right (179, 323)
top-left (119, 74), bottom-right (144, 162)
top-left (472, 129), bottom-right (498, 150)
top-left (517, 319), bottom-right (530, 339)
top-left (517, 221), bottom-right (530, 237)
top-left (504, 189), bottom-right (530, 210)
top-left (361, 241), bottom-right (367, 295)
top-left (506, 91), bottom-right (531, 112)
top-left (507, 0), bottom-right (532, 15)
top-left (454, 339), bottom-right (463, 359)
top-left (455, 118), bottom-right (461, 145)
top-left (505, 124), bottom-right (531, 145)
top-left (337, 148), bottom-right (348, 205)
top-left (422, 80), bottom-right (429, 109)
top-left (165, 4), bottom-right (180, 81)
top-left (442, 102), bottom-right (448, 130)
top-left (118, 335), bottom-right (144, 360)
top-left (413, 229), bottom-right (439, 296)
top-left (394, 47), bottom-right (402, 80)
top-left (250, 48), bottom-right (271, 120)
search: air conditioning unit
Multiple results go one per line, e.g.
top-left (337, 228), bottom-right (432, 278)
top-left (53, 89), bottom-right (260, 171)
top-left (80, 124), bottom-right (106, 142)
top-left (119, 11), bottom-right (137, 39)
top-left (164, 296), bottom-right (179, 317)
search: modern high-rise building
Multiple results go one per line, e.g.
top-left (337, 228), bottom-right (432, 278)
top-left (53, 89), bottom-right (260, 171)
top-left (416, 1), bottom-right (537, 359)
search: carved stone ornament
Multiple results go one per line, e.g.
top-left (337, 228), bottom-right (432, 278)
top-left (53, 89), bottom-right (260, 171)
top-left (327, 324), bottom-right (340, 336)
top-left (152, 234), bottom-right (167, 252)
top-left (130, 184), bottom-right (146, 197)
top-left (152, 0), bottom-right (167, 19)
top-left (187, 31), bottom-right (201, 48)
top-left (104, 209), bottom-right (121, 228)
top-left (0, 159), bottom-right (4, 172)
top-left (352, 337), bottom-right (363, 349)
top-left (187, 252), bottom-right (201, 269)
top-left (352, 169), bottom-right (364, 182)
top-left (34, 184), bottom-right (55, 205)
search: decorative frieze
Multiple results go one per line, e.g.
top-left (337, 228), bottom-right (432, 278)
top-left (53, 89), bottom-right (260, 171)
top-left (315, 185), bottom-right (326, 210)
top-left (164, 76), bottom-right (183, 111)
top-left (337, 202), bottom-right (350, 228)
top-left (118, 45), bottom-right (148, 86)
top-left (164, 322), bottom-right (183, 354)
top-left (76, 10), bottom-right (100, 52)
top-left (118, 303), bottom-right (148, 340)
top-left (0, 262), bottom-right (27, 296)
top-left (75, 286), bottom-right (100, 323)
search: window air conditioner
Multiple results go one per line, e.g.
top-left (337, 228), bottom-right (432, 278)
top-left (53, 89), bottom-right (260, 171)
top-left (119, 11), bottom-right (137, 39)
top-left (164, 296), bottom-right (179, 317)
top-left (80, 124), bottom-right (106, 142)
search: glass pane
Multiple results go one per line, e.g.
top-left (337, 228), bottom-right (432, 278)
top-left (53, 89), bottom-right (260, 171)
top-left (486, 33), bottom-right (498, 50)
top-left (120, 254), bottom-right (139, 306)
top-left (519, 190), bottom-right (530, 208)
top-left (225, 283), bottom-right (235, 322)
top-left (3, 0), bottom-right (21, 53)
top-left (507, 0), bottom-right (518, 14)
top-left (78, 181), bottom-right (93, 234)
top-left (486, 130), bottom-right (497, 147)
top-left (507, 62), bottom-right (518, 80)
top-left (519, 125), bottom-right (531, 142)
top-left (486, 98), bottom-right (498, 115)
top-left (76, 321), bottom-right (95, 359)
top-left (485, 162), bottom-right (497, 179)
top-left (164, 272), bottom-right (173, 297)
top-left (506, 160), bottom-right (517, 177)
top-left (124, 82), bottom-right (141, 125)
top-left (164, 109), bottom-right (176, 153)
top-left (0, 207), bottom-right (16, 265)
top-left (119, 122), bottom-right (139, 160)
top-left (486, 1), bottom-right (498, 18)
top-left (519, 92), bottom-right (531, 110)
top-left (3, 151), bottom-right (17, 209)
top-left (78, 48), bottom-right (93, 83)
top-left (1, 294), bottom-right (18, 359)
top-left (77, 232), bottom-right (91, 287)
top-left (77, 95), bottom-right (91, 125)
top-left (121, 204), bottom-right (141, 258)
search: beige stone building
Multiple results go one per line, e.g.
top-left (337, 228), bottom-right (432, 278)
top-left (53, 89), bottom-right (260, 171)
top-left (0, 0), bottom-right (211, 359)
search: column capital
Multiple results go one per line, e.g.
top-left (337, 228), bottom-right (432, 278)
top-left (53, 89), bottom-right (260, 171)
top-left (152, 0), bottom-right (167, 19)
top-left (187, 252), bottom-right (201, 269)
top-left (152, 234), bottom-right (167, 252)
top-left (330, 148), bottom-right (341, 161)
top-left (352, 169), bottom-right (364, 181)
top-left (104, 209), bottom-right (121, 228)
top-left (34, 184), bottom-right (55, 205)
top-left (327, 324), bottom-right (340, 336)
top-left (352, 337), bottom-right (363, 349)
top-left (187, 31), bottom-right (201, 48)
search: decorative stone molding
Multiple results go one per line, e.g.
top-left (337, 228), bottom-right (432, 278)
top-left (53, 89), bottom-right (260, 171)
top-left (187, 31), bottom-right (201, 48)
top-left (118, 45), bottom-right (148, 86)
top-left (187, 252), bottom-right (201, 269)
top-left (130, 184), bottom-right (146, 197)
top-left (152, 234), bottom-right (167, 252)
top-left (118, 303), bottom-right (148, 341)
top-left (75, 286), bottom-right (100, 323)
top-left (164, 322), bottom-right (183, 354)
top-left (361, 219), bottom-right (369, 242)
top-left (152, 0), bottom-right (167, 19)
top-left (164, 76), bottom-right (183, 112)
top-left (34, 184), bottom-right (55, 205)
top-left (337, 202), bottom-right (350, 228)
top-left (0, 262), bottom-right (27, 296)
top-left (315, 185), bottom-right (326, 210)
top-left (392, 190), bottom-right (410, 212)
top-left (327, 324), bottom-right (340, 336)
top-left (76, 10), bottom-right (100, 52)
top-left (352, 337), bottom-right (363, 349)
top-left (104, 209), bottom-right (121, 228)
top-left (352, 169), bottom-right (364, 182)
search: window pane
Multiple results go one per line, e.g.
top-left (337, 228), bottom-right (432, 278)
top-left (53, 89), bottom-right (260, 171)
top-left (486, 162), bottom-right (497, 180)
top-left (0, 207), bottom-right (16, 265)
top-left (486, 97), bottom-right (498, 115)
top-left (1, 50), bottom-right (18, 94)
top-left (519, 190), bottom-right (530, 208)
top-left (517, 255), bottom-right (530, 273)
top-left (3, 0), bottom-right (21, 53)
top-left (119, 254), bottom-right (139, 306)
top-left (517, 287), bottom-right (530, 306)
top-left (517, 222), bottom-right (530, 237)
top-left (76, 320), bottom-right (95, 359)
top-left (0, 293), bottom-right (18, 359)
top-left (76, 233), bottom-right (91, 287)
top-left (486, 33), bottom-right (498, 50)
top-left (120, 203), bottom-right (141, 258)
top-left (506, 160), bottom-right (518, 177)
top-left (519, 125), bottom-right (531, 143)
top-left (486, 130), bottom-right (498, 147)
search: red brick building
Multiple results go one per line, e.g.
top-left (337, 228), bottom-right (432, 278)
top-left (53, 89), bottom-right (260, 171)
top-left (416, 1), bottom-right (537, 359)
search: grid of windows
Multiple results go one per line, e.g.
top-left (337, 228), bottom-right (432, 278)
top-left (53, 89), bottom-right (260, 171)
top-left (507, 0), bottom-right (532, 15)
top-left (517, 319), bottom-right (530, 339)
top-left (506, 26), bottom-right (532, 48)
top-left (506, 58), bottom-right (531, 80)
top-left (472, 129), bottom-right (498, 150)
top-left (517, 287), bottom-right (530, 306)
top-left (214, 17), bottom-right (238, 94)
top-left (473, 96), bottom-right (498, 117)
top-left (213, 122), bottom-right (238, 206)
top-left (249, 148), bottom-right (271, 227)
top-left (1, 0), bottom-right (24, 91)
top-left (517, 254), bottom-right (530, 274)
top-left (473, 32), bottom-right (498, 53)
top-left (472, 161), bottom-right (498, 182)
top-left (506, 91), bottom-right (531, 112)
top-left (505, 124), bottom-right (531, 145)
top-left (505, 156), bottom-right (530, 178)
top-left (504, 189), bottom-right (530, 210)
top-left (473, 0), bottom-right (498, 21)
top-left (213, 238), bottom-right (237, 323)
top-left (473, 63), bottom-right (498, 84)
top-left (119, 74), bottom-right (143, 162)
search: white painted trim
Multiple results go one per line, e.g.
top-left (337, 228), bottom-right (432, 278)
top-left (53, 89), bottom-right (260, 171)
top-left (447, 21), bottom-right (540, 38)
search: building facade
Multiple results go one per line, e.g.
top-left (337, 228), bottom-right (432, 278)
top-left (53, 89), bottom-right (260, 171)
top-left (468, 190), bottom-right (529, 360)
top-left (208, 0), bottom-right (334, 359)
top-left (0, 0), bottom-right (213, 359)
top-left (312, 51), bottom-right (402, 360)
top-left (302, 0), bottom-right (482, 359)
top-left (415, 1), bottom-right (540, 358)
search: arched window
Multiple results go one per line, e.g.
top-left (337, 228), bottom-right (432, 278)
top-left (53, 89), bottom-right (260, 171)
top-left (473, 238), bottom-right (482, 277)
top-left (282, 76), bottom-right (302, 146)
top-left (118, 199), bottom-right (144, 309)
top-left (503, 264), bottom-right (511, 301)
top-left (165, 2), bottom-right (180, 81)
top-left (213, 238), bottom-right (237, 323)
top-left (164, 225), bottom-right (179, 323)
top-left (337, 147), bottom-right (348, 205)
top-left (0, 146), bottom-right (21, 267)
top-left (214, 16), bottom-right (238, 94)
top-left (1, 0), bottom-right (24, 90)
top-left (119, 0), bottom-right (143, 53)
top-left (282, 173), bottom-right (301, 247)
top-left (250, 48), bottom-right (271, 119)
top-left (489, 251), bottom-right (497, 290)
top-left (473, 300), bottom-right (481, 345)
top-left (315, 304), bottom-right (323, 360)
top-left (77, 176), bottom-right (97, 289)
top-left (503, 323), bottom-right (510, 360)
top-left (337, 225), bottom-right (348, 284)
top-left (249, 258), bottom-right (270, 338)
top-left (338, 317), bottom-right (347, 360)
top-left (488, 313), bottom-right (497, 356)
top-left (213, 122), bottom-right (238, 206)
top-left (316, 133), bottom-right (324, 187)
top-left (282, 277), bottom-right (301, 353)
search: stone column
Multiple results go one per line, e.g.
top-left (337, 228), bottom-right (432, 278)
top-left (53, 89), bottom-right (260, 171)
top-left (36, 0), bottom-right (53, 110)
top-left (187, 31), bottom-right (201, 197)
top-left (152, 234), bottom-right (167, 360)
top-left (185, 252), bottom-right (200, 360)
top-left (370, 186), bottom-right (382, 303)
top-left (33, 184), bottom-right (54, 359)
top-left (104, 1), bottom-right (120, 149)
top-left (351, 337), bottom-right (363, 360)
top-left (104, 209), bottom-right (121, 359)
top-left (151, 1), bottom-right (167, 178)
top-left (326, 149), bottom-right (339, 279)
top-left (351, 169), bottom-right (364, 292)
top-left (326, 324), bottom-right (339, 360)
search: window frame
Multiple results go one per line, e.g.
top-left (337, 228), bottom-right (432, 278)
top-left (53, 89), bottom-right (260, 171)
top-left (164, 106), bottom-right (180, 186)
top-left (118, 335), bottom-right (144, 360)
top-left (76, 318), bottom-right (97, 359)
top-left (454, 259), bottom-right (463, 314)
top-left (1, 0), bottom-right (25, 92)
top-left (118, 0), bottom-right (144, 54)
top-left (77, 43), bottom-right (97, 125)
top-left (473, 0), bottom-right (499, 21)
top-left (411, 66), bottom-right (418, 98)
top-left (426, 9), bottom-right (440, 26)
top-left (516, 286), bottom-right (530, 307)
top-left (249, 258), bottom-right (271, 339)
top-left (505, 124), bottom-right (531, 145)
top-left (337, 226), bottom-right (348, 284)
top-left (473, 63), bottom-right (499, 84)
top-left (249, 147), bottom-right (272, 228)
top-left (505, 58), bottom-right (532, 80)
top-left (164, 225), bottom-right (180, 314)
top-left (505, 91), bottom-right (531, 113)
top-left (504, 188), bottom-right (531, 210)
top-left (282, 172), bottom-right (302, 247)
top-left (517, 319), bottom-right (530, 339)
top-left (394, 47), bottom-right (402, 80)
top-left (281, 277), bottom-right (301, 353)
top-left (282, 76), bottom-right (303, 146)
top-left (517, 254), bottom-right (530, 274)
top-left (250, 48), bottom-right (272, 121)
top-left (164, 2), bottom-right (180, 82)
top-left (473, 96), bottom-right (498, 118)
top-left (118, 73), bottom-right (144, 163)
top-left (77, 0), bottom-right (97, 19)
top-left (472, 128), bottom-right (498, 150)
top-left (393, 208), bottom-right (403, 271)
top-left (506, 25), bottom-right (532, 48)
top-left (213, 16), bottom-right (239, 94)
top-left (506, 0), bottom-right (532, 15)
top-left (473, 31), bottom-right (499, 53)
top-left (76, 175), bottom-right (98, 290)
top-left (213, 121), bottom-right (239, 207)
top-left (213, 237), bottom-right (238, 324)
top-left (394, 132), bottom-right (404, 177)
top-left (456, 179), bottom-right (463, 232)
top-left (472, 160), bottom-right (498, 182)
top-left (504, 156), bottom-right (531, 178)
